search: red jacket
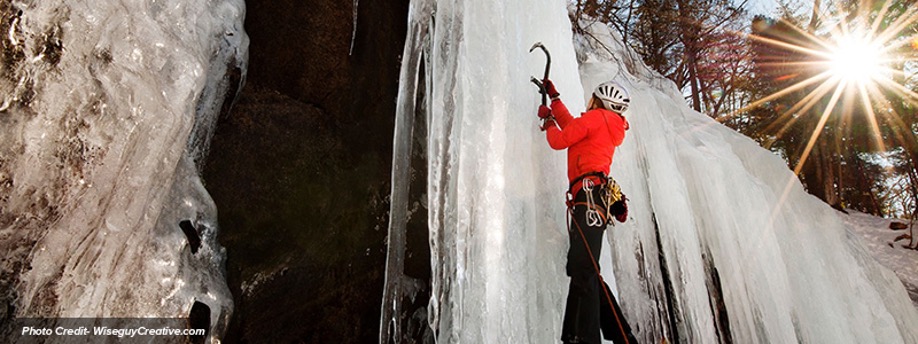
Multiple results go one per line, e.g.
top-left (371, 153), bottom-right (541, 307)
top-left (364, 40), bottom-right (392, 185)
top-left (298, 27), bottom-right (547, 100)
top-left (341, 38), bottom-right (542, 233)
top-left (545, 99), bottom-right (629, 183)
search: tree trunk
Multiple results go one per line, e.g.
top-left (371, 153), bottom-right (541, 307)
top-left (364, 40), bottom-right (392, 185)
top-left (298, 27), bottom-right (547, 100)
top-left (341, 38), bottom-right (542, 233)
top-left (676, 0), bottom-right (702, 112)
top-left (622, 0), bottom-right (637, 44)
top-left (822, 141), bottom-right (840, 208)
top-left (687, 52), bottom-right (702, 111)
top-left (908, 152), bottom-right (918, 248)
top-left (808, 0), bottom-right (821, 31)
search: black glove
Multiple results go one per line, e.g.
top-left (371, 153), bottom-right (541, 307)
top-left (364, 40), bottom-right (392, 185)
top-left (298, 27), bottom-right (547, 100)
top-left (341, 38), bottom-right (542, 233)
top-left (610, 195), bottom-right (628, 223)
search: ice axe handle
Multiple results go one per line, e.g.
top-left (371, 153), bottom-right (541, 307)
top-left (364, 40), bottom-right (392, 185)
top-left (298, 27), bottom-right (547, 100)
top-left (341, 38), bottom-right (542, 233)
top-left (529, 42), bottom-right (551, 106)
top-left (530, 77), bottom-right (547, 101)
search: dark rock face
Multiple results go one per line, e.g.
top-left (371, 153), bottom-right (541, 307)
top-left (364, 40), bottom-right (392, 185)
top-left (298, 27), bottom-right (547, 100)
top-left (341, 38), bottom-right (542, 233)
top-left (203, 0), bottom-right (411, 342)
top-left (890, 222), bottom-right (908, 230)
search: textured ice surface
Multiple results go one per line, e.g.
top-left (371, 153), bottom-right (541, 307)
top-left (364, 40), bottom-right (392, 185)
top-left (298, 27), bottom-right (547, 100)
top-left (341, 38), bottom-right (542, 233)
top-left (0, 0), bottom-right (247, 340)
top-left (388, 0), bottom-right (918, 343)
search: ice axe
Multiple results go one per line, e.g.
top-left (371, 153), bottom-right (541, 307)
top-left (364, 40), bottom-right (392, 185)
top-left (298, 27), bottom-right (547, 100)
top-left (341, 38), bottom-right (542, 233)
top-left (529, 42), bottom-right (551, 106)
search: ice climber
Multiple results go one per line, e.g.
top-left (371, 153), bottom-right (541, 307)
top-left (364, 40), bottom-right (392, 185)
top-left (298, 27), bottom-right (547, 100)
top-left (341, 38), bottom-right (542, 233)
top-left (536, 79), bottom-right (638, 344)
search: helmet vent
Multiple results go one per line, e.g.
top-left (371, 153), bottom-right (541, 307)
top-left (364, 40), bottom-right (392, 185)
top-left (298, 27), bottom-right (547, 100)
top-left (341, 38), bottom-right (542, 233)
top-left (593, 80), bottom-right (630, 113)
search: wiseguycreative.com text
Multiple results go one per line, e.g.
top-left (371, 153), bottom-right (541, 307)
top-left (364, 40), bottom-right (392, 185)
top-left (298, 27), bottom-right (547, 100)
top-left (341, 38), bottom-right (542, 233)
top-left (21, 325), bottom-right (206, 338)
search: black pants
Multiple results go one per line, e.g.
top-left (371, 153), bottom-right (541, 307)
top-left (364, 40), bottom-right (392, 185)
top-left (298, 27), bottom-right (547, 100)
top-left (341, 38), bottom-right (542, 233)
top-left (562, 187), bottom-right (637, 344)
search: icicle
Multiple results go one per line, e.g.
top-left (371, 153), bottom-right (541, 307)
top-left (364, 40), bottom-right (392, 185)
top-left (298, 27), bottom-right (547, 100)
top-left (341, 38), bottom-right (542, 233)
top-left (378, 1), bottom-right (433, 343)
top-left (348, 0), bottom-right (359, 55)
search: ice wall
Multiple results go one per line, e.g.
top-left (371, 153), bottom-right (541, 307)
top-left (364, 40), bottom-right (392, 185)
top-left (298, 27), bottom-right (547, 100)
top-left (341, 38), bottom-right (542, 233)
top-left (0, 0), bottom-right (247, 340)
top-left (388, 0), bottom-right (586, 342)
top-left (389, 0), bottom-right (918, 343)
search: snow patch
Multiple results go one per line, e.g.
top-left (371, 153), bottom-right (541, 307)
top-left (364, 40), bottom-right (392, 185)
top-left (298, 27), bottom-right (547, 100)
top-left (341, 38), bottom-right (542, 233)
top-left (845, 211), bottom-right (918, 307)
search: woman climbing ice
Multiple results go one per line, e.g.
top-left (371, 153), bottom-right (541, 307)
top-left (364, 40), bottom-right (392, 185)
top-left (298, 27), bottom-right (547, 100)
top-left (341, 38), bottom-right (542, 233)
top-left (537, 78), bottom-right (637, 344)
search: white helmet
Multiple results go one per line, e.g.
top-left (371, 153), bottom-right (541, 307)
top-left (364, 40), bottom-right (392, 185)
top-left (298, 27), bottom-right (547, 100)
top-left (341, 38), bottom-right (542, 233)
top-left (593, 81), bottom-right (630, 113)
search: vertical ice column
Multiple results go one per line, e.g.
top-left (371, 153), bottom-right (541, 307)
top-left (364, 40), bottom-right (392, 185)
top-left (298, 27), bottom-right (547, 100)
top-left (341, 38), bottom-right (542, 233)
top-left (402, 0), bottom-right (586, 342)
top-left (380, 0), bottom-right (434, 342)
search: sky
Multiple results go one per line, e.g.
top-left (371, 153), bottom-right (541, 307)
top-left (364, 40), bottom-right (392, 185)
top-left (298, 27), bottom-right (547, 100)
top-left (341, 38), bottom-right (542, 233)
top-left (748, 0), bottom-right (779, 14)
top-left (748, 0), bottom-right (819, 17)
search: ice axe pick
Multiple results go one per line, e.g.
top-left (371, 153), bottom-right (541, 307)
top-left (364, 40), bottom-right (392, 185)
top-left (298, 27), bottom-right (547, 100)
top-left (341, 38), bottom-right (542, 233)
top-left (529, 42), bottom-right (552, 106)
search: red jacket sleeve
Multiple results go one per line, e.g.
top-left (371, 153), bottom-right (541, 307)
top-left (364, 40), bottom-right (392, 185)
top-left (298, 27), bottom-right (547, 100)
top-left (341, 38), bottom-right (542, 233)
top-left (546, 116), bottom-right (588, 150)
top-left (549, 99), bottom-right (574, 129)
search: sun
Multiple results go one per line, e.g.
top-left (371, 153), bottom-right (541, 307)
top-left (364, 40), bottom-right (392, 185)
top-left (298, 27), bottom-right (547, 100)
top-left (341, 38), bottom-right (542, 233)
top-left (825, 32), bottom-right (887, 85)
top-left (735, 4), bottom-right (918, 219)
top-left (741, 9), bottom-right (918, 169)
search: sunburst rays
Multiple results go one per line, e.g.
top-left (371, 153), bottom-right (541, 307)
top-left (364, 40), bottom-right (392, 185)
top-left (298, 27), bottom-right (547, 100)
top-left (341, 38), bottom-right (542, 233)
top-left (740, 1), bottom-right (918, 222)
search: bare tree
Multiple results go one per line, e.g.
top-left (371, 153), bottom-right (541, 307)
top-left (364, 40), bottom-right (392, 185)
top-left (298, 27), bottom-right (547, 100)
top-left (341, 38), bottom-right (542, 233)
top-left (573, 0), bottom-right (750, 114)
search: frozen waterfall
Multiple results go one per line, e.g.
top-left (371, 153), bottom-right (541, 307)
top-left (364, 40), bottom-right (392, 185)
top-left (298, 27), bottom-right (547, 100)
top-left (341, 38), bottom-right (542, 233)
top-left (384, 0), bottom-right (918, 343)
top-left (0, 0), bottom-right (248, 341)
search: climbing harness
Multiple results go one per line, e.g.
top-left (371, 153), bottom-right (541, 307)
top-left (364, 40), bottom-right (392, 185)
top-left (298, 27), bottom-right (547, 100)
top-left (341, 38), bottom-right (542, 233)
top-left (567, 172), bottom-right (625, 227)
top-left (583, 179), bottom-right (603, 227)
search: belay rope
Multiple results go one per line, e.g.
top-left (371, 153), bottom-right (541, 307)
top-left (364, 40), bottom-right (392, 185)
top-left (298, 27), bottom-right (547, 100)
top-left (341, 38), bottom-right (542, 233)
top-left (565, 176), bottom-right (630, 344)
